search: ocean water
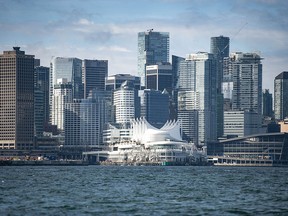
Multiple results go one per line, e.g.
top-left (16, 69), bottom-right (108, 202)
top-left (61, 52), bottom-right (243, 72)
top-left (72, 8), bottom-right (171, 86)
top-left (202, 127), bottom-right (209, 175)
top-left (1, 166), bottom-right (288, 215)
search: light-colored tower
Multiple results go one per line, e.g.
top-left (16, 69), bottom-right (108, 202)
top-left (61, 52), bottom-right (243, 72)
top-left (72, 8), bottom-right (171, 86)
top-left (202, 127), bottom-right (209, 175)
top-left (138, 30), bottom-right (169, 86)
top-left (113, 81), bottom-right (140, 124)
top-left (0, 47), bottom-right (35, 149)
top-left (177, 52), bottom-right (217, 146)
top-left (230, 52), bottom-right (262, 115)
top-left (274, 71), bottom-right (288, 120)
top-left (51, 79), bottom-right (73, 131)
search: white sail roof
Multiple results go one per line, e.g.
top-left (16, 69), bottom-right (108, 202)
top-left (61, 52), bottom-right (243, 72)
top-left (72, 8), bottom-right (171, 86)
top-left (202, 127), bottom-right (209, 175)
top-left (130, 117), bottom-right (183, 144)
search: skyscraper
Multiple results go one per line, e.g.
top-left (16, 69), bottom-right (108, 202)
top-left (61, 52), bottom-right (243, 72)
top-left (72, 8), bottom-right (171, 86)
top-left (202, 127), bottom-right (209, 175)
top-left (82, 59), bottom-right (108, 98)
top-left (113, 81), bottom-right (140, 124)
top-left (50, 57), bottom-right (83, 104)
top-left (51, 79), bottom-right (73, 131)
top-left (64, 96), bottom-right (106, 147)
top-left (138, 30), bottom-right (169, 86)
top-left (210, 36), bottom-right (230, 138)
top-left (146, 63), bottom-right (173, 93)
top-left (177, 52), bottom-right (217, 146)
top-left (274, 71), bottom-right (288, 120)
top-left (34, 66), bottom-right (50, 136)
top-left (0, 47), bottom-right (35, 149)
top-left (225, 52), bottom-right (263, 136)
top-left (262, 89), bottom-right (273, 118)
top-left (139, 89), bottom-right (169, 128)
top-left (230, 52), bottom-right (263, 115)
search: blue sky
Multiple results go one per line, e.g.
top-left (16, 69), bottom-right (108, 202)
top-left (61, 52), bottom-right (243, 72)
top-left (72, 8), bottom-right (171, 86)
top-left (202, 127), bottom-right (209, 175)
top-left (0, 0), bottom-right (287, 92)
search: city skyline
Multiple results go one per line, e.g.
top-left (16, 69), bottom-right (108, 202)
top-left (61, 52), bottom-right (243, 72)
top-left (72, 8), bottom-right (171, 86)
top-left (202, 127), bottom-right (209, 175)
top-left (0, 0), bottom-right (287, 93)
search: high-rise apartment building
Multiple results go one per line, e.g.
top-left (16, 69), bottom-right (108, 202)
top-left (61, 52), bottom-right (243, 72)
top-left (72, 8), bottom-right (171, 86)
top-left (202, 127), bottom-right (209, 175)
top-left (51, 79), bottom-right (73, 131)
top-left (223, 52), bottom-right (263, 136)
top-left (177, 52), bottom-right (217, 146)
top-left (262, 89), bottom-right (273, 118)
top-left (230, 52), bottom-right (262, 115)
top-left (138, 30), bottom-right (169, 86)
top-left (274, 71), bottom-right (288, 120)
top-left (146, 63), bottom-right (173, 93)
top-left (82, 59), bottom-right (108, 98)
top-left (0, 47), bottom-right (35, 149)
top-left (139, 89), bottom-right (169, 128)
top-left (113, 81), bottom-right (140, 124)
top-left (64, 96), bottom-right (106, 147)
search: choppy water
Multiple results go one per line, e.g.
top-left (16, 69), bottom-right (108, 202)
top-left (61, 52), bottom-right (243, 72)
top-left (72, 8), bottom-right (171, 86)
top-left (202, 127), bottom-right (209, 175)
top-left (1, 166), bottom-right (288, 215)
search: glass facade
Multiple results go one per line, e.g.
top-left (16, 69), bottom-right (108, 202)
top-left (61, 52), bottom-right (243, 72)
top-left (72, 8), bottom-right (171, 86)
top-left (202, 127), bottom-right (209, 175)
top-left (207, 133), bottom-right (288, 166)
top-left (177, 53), bottom-right (217, 145)
top-left (274, 72), bottom-right (288, 120)
top-left (82, 59), bottom-right (108, 98)
top-left (138, 31), bottom-right (169, 86)
top-left (139, 89), bottom-right (169, 128)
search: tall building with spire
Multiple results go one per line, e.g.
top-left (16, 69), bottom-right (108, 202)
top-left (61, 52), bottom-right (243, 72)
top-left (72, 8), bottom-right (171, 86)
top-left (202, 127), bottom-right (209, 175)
top-left (274, 71), bottom-right (288, 121)
top-left (138, 30), bottom-right (169, 86)
top-left (0, 47), bottom-right (35, 149)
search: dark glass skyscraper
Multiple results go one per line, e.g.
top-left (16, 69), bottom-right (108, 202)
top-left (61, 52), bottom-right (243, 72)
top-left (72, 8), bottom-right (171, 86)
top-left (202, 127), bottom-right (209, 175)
top-left (139, 89), bottom-right (169, 128)
top-left (262, 89), bottom-right (273, 118)
top-left (274, 71), bottom-right (288, 120)
top-left (0, 47), bottom-right (35, 149)
top-left (34, 66), bottom-right (50, 136)
top-left (138, 30), bottom-right (169, 86)
top-left (82, 59), bottom-right (108, 98)
top-left (210, 36), bottom-right (230, 138)
top-left (146, 63), bottom-right (173, 93)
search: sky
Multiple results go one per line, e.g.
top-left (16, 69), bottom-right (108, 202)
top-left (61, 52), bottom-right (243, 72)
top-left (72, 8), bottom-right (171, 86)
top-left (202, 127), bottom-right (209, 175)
top-left (0, 0), bottom-right (287, 92)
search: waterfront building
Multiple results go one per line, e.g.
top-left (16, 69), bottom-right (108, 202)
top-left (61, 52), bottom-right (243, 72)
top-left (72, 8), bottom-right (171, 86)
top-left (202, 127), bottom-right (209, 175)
top-left (274, 71), bottom-right (288, 121)
top-left (207, 133), bottom-right (288, 166)
top-left (177, 52), bottom-right (217, 146)
top-left (224, 111), bottom-right (260, 138)
top-left (139, 89), bottom-right (169, 128)
top-left (0, 47), bottom-right (35, 149)
top-left (105, 74), bottom-right (141, 91)
top-left (34, 66), bottom-right (50, 136)
top-left (138, 30), bottom-right (169, 86)
top-left (103, 123), bottom-right (132, 145)
top-left (51, 79), bottom-right (73, 131)
top-left (146, 63), bottom-right (173, 93)
top-left (262, 89), bottom-right (273, 118)
top-left (82, 59), bottom-right (108, 98)
top-left (113, 81), bottom-right (140, 124)
top-left (50, 57), bottom-right (83, 111)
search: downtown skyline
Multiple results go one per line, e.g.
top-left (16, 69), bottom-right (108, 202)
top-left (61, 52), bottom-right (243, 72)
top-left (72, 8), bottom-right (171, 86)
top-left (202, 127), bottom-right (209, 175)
top-left (0, 0), bottom-right (287, 92)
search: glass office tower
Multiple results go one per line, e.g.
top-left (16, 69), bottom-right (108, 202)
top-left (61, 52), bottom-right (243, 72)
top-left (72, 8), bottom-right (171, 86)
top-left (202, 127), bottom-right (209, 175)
top-left (274, 71), bottom-right (288, 120)
top-left (138, 30), bottom-right (169, 86)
